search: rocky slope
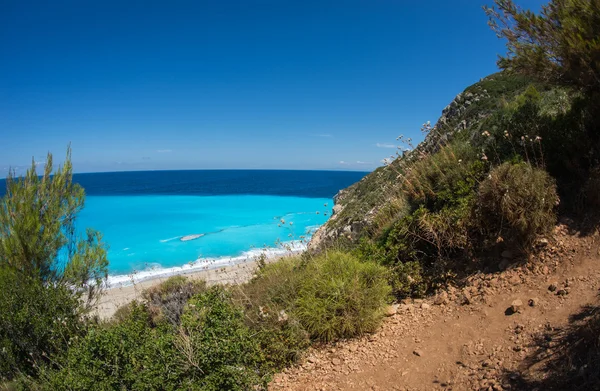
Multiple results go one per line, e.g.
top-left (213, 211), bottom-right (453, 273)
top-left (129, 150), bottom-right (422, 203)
top-left (309, 72), bottom-right (535, 250)
top-left (273, 221), bottom-right (600, 390)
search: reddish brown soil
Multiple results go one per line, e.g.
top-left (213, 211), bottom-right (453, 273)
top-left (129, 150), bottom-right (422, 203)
top-left (270, 223), bottom-right (600, 391)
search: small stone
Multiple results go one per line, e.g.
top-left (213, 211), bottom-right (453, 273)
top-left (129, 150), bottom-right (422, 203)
top-left (421, 303), bottom-right (430, 310)
top-left (528, 298), bottom-right (539, 307)
top-left (331, 357), bottom-right (342, 366)
top-left (461, 291), bottom-right (472, 305)
top-left (434, 291), bottom-right (449, 305)
top-left (509, 275), bottom-right (521, 285)
top-left (548, 283), bottom-right (558, 292)
top-left (510, 299), bottom-right (523, 314)
top-left (542, 266), bottom-right (549, 275)
top-left (413, 349), bottom-right (423, 357)
top-left (538, 238), bottom-right (549, 247)
top-left (556, 289), bottom-right (568, 296)
top-left (385, 305), bottom-right (397, 317)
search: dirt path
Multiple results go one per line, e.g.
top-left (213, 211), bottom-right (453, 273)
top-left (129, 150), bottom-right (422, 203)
top-left (270, 225), bottom-right (600, 391)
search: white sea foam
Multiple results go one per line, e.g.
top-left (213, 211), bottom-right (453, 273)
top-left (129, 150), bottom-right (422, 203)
top-left (106, 240), bottom-right (308, 288)
top-left (159, 236), bottom-right (181, 243)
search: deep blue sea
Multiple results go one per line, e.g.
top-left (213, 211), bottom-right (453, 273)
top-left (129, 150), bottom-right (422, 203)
top-left (0, 170), bottom-right (365, 285)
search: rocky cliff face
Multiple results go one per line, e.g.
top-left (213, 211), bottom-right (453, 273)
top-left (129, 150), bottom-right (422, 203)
top-left (309, 72), bottom-right (533, 251)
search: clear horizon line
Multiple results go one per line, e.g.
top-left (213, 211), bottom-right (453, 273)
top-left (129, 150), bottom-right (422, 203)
top-left (0, 166), bottom-right (374, 179)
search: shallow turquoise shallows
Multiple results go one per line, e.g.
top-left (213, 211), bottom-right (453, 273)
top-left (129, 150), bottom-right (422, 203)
top-left (77, 194), bottom-right (332, 284)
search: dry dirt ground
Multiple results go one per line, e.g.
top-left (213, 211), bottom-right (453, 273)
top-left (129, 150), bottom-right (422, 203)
top-left (270, 222), bottom-right (600, 391)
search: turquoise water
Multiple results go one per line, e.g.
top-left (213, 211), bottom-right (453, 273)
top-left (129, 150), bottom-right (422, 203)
top-left (78, 194), bottom-right (332, 283)
top-left (0, 169), bottom-right (370, 285)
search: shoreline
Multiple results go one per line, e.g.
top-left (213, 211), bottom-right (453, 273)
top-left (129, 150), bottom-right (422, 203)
top-left (95, 247), bottom-right (303, 319)
top-left (105, 239), bottom-right (307, 288)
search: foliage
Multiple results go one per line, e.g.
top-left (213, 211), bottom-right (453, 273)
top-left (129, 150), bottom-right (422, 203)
top-left (241, 257), bottom-right (306, 311)
top-left (370, 196), bottom-right (410, 238)
top-left (582, 167), bottom-right (600, 211)
top-left (36, 288), bottom-right (274, 391)
top-left (178, 286), bottom-right (268, 390)
top-left (35, 302), bottom-right (185, 391)
top-left (294, 252), bottom-right (391, 342)
top-left (387, 260), bottom-right (426, 299)
top-left (0, 148), bottom-right (108, 381)
top-left (485, 0), bottom-right (600, 93)
top-left (477, 83), bottom-right (596, 209)
top-left (142, 275), bottom-right (207, 325)
top-left (236, 257), bottom-right (310, 369)
top-left (0, 148), bottom-right (108, 309)
top-left (476, 162), bottom-right (558, 250)
top-left (400, 143), bottom-right (482, 210)
top-left (0, 266), bottom-right (84, 381)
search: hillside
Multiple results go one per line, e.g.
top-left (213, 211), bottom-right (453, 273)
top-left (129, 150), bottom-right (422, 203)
top-left (309, 72), bottom-right (540, 249)
top-left (275, 221), bottom-right (600, 391)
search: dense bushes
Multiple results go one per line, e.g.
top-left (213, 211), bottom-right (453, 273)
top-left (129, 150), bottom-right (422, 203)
top-left (178, 287), bottom-right (268, 390)
top-left (36, 288), bottom-right (272, 391)
top-left (237, 258), bottom-right (311, 368)
top-left (0, 267), bottom-right (84, 380)
top-left (348, 135), bottom-right (560, 299)
top-left (23, 256), bottom-right (390, 390)
top-left (37, 303), bottom-right (183, 391)
top-left (476, 162), bottom-right (558, 250)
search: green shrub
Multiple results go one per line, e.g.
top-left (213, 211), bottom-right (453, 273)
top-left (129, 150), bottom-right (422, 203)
top-left (242, 257), bottom-right (305, 310)
top-left (0, 148), bottom-right (108, 382)
top-left (236, 257), bottom-right (310, 370)
top-left (37, 302), bottom-right (184, 391)
top-left (387, 260), bottom-right (426, 299)
top-left (141, 275), bottom-right (207, 325)
top-left (247, 313), bottom-right (309, 372)
top-left (370, 196), bottom-right (410, 237)
top-left (476, 162), bottom-right (558, 250)
top-left (294, 252), bottom-right (391, 342)
top-left (352, 238), bottom-right (425, 298)
top-left (179, 286), bottom-right (268, 390)
top-left (400, 143), bottom-right (483, 211)
top-left (0, 266), bottom-right (84, 381)
top-left (38, 288), bottom-right (272, 391)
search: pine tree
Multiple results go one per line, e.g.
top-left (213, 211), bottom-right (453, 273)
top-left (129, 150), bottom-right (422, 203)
top-left (485, 0), bottom-right (600, 93)
top-left (0, 146), bottom-right (108, 309)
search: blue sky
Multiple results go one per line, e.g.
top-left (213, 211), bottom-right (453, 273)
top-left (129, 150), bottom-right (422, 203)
top-left (0, 0), bottom-right (544, 176)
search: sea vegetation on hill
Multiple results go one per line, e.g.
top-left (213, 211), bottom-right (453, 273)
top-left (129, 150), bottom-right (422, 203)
top-left (2, 0), bottom-right (600, 389)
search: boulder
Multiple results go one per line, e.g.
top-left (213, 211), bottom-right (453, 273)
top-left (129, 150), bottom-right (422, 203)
top-left (510, 299), bottom-right (523, 314)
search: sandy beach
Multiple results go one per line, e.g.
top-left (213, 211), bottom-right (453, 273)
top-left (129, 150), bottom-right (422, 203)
top-left (95, 258), bottom-right (264, 319)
